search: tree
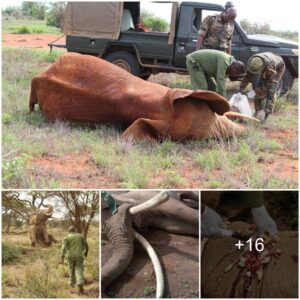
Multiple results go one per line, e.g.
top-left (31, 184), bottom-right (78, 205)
top-left (21, 2), bottom-right (46, 20)
top-left (54, 191), bottom-right (99, 238)
top-left (46, 2), bottom-right (66, 29)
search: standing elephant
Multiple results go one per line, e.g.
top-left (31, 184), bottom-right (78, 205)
top-left (28, 204), bottom-right (57, 247)
top-left (101, 191), bottom-right (199, 296)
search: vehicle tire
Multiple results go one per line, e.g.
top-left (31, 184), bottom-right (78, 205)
top-left (105, 51), bottom-right (140, 77)
top-left (277, 69), bottom-right (294, 97)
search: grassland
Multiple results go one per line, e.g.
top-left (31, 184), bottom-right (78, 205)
top-left (2, 48), bottom-right (298, 189)
top-left (2, 16), bottom-right (61, 34)
top-left (2, 224), bottom-right (99, 298)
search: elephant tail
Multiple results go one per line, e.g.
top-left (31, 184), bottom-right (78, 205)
top-left (29, 77), bottom-right (40, 112)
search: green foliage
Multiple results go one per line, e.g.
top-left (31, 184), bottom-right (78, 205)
top-left (2, 242), bottom-right (21, 265)
top-left (21, 2), bottom-right (46, 20)
top-left (46, 2), bottom-right (66, 28)
top-left (144, 286), bottom-right (155, 296)
top-left (2, 156), bottom-right (28, 189)
top-left (141, 10), bottom-right (169, 32)
top-left (16, 25), bottom-right (30, 34)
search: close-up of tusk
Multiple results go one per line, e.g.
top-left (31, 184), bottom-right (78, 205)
top-left (224, 111), bottom-right (261, 122)
top-left (134, 231), bottom-right (164, 298)
top-left (129, 191), bottom-right (169, 215)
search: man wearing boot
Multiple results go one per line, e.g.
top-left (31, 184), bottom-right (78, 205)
top-left (239, 52), bottom-right (285, 122)
top-left (61, 226), bottom-right (89, 293)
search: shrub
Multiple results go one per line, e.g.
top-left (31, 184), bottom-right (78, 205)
top-left (16, 26), bottom-right (30, 34)
top-left (2, 242), bottom-right (21, 265)
top-left (141, 10), bottom-right (169, 32)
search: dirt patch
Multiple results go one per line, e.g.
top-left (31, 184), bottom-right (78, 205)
top-left (31, 154), bottom-right (121, 188)
top-left (102, 230), bottom-right (199, 298)
top-left (2, 34), bottom-right (66, 49)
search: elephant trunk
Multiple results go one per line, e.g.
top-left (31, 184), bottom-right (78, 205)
top-left (43, 204), bottom-right (53, 216)
top-left (101, 205), bottom-right (135, 289)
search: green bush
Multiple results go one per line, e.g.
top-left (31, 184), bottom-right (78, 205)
top-left (16, 25), bottom-right (30, 34)
top-left (141, 10), bottom-right (169, 32)
top-left (2, 242), bottom-right (21, 265)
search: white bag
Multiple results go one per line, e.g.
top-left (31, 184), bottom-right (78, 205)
top-left (229, 92), bottom-right (252, 116)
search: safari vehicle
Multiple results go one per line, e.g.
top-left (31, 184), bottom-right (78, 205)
top-left (55, 2), bottom-right (298, 94)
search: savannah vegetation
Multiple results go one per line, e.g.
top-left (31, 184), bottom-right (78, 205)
top-left (2, 7), bottom-right (298, 189)
top-left (2, 191), bottom-right (99, 298)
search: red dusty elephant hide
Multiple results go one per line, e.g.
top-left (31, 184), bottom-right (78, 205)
top-left (29, 53), bottom-right (246, 141)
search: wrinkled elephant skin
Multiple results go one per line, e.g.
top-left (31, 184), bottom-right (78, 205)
top-left (30, 53), bottom-right (244, 141)
top-left (101, 192), bottom-right (199, 291)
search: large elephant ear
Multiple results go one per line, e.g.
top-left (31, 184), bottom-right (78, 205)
top-left (166, 88), bottom-right (230, 115)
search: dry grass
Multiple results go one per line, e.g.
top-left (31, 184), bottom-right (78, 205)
top-left (2, 225), bottom-right (99, 298)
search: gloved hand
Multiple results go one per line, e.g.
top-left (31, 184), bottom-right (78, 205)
top-left (251, 205), bottom-right (278, 236)
top-left (201, 206), bottom-right (225, 237)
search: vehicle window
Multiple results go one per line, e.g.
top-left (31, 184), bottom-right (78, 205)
top-left (201, 10), bottom-right (221, 22)
top-left (193, 8), bottom-right (202, 32)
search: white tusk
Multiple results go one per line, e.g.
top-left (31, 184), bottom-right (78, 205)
top-left (129, 191), bottom-right (169, 216)
top-left (134, 231), bottom-right (164, 298)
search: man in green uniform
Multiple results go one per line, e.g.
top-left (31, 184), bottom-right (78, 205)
top-left (240, 52), bottom-right (285, 121)
top-left (186, 49), bottom-right (245, 98)
top-left (201, 191), bottom-right (278, 238)
top-left (196, 6), bottom-right (237, 54)
top-left (61, 226), bottom-right (89, 293)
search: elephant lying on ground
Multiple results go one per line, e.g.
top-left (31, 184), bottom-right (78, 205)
top-left (101, 191), bottom-right (199, 296)
top-left (28, 204), bottom-right (57, 247)
top-left (29, 53), bottom-right (257, 141)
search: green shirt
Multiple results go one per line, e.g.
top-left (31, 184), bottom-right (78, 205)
top-left (61, 232), bottom-right (89, 259)
top-left (187, 49), bottom-right (233, 97)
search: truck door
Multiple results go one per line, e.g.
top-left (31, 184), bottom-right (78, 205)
top-left (173, 6), bottom-right (198, 68)
top-left (174, 6), bottom-right (241, 68)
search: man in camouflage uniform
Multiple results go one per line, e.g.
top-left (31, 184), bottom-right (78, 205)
top-left (186, 49), bottom-right (245, 98)
top-left (202, 191), bottom-right (278, 238)
top-left (240, 52), bottom-right (285, 121)
top-left (196, 7), bottom-right (237, 54)
top-left (61, 226), bottom-right (89, 293)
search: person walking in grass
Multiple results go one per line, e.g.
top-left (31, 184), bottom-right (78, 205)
top-left (61, 226), bottom-right (89, 293)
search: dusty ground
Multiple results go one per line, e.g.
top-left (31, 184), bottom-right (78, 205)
top-left (2, 33), bottom-right (66, 49)
top-left (102, 230), bottom-right (199, 298)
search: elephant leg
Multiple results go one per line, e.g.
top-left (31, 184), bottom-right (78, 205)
top-left (102, 204), bottom-right (135, 290)
top-left (42, 227), bottom-right (50, 245)
top-left (150, 216), bottom-right (199, 236)
top-left (29, 226), bottom-right (37, 247)
top-left (123, 118), bottom-right (170, 141)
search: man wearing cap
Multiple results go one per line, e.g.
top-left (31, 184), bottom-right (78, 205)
top-left (186, 49), bottom-right (245, 98)
top-left (61, 226), bottom-right (89, 293)
top-left (240, 52), bottom-right (285, 121)
top-left (196, 5), bottom-right (237, 54)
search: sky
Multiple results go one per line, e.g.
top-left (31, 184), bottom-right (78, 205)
top-left (1, 0), bottom-right (300, 32)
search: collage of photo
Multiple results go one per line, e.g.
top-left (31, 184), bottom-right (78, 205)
top-left (1, 0), bottom-right (299, 299)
